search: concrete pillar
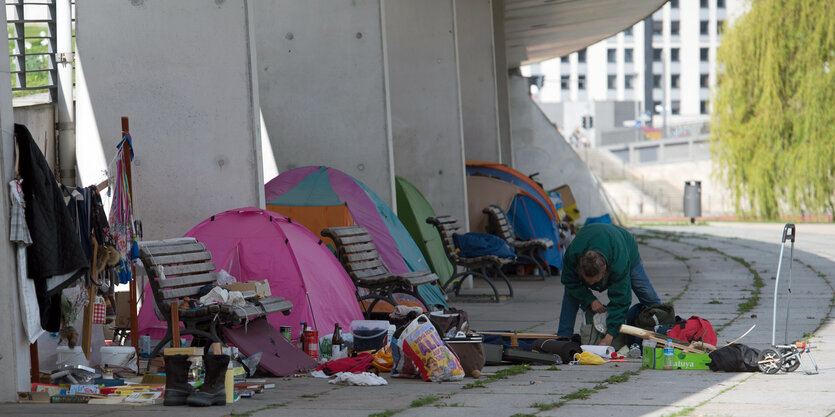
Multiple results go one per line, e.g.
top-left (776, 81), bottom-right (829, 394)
top-left (253, 0), bottom-right (395, 205)
top-left (0, 2), bottom-right (30, 398)
top-left (492, 0), bottom-right (513, 166)
top-left (456, 0), bottom-right (502, 164)
top-left (384, 0), bottom-right (468, 225)
top-left (75, 0), bottom-right (264, 240)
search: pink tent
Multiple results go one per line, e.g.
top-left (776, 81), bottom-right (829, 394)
top-left (137, 207), bottom-right (364, 340)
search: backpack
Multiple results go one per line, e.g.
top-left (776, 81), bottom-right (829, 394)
top-left (316, 352), bottom-right (375, 375)
top-left (668, 316), bottom-right (717, 346)
top-left (632, 304), bottom-right (677, 330)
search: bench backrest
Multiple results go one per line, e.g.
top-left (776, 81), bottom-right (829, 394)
top-left (321, 225), bottom-right (392, 284)
top-left (483, 205), bottom-right (517, 244)
top-left (138, 238), bottom-right (217, 318)
top-left (425, 215), bottom-right (462, 262)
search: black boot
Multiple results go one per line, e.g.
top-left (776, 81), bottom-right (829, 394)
top-left (163, 355), bottom-right (193, 406)
top-left (187, 353), bottom-right (230, 406)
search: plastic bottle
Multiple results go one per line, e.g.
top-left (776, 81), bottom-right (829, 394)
top-left (663, 339), bottom-right (674, 370)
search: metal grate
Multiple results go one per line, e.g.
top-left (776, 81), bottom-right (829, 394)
top-left (6, 0), bottom-right (73, 101)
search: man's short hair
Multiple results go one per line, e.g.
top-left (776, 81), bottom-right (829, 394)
top-left (579, 251), bottom-right (606, 281)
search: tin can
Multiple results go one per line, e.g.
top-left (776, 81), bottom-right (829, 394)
top-left (303, 329), bottom-right (319, 359)
top-left (280, 326), bottom-right (292, 341)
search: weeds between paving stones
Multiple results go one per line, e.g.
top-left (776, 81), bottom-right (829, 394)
top-left (228, 402), bottom-right (286, 417)
top-left (369, 410), bottom-right (402, 417)
top-left (462, 364), bottom-right (531, 389)
top-left (409, 395), bottom-right (440, 407)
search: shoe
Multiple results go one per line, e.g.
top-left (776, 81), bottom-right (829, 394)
top-left (163, 355), bottom-right (193, 406)
top-left (187, 353), bottom-right (230, 406)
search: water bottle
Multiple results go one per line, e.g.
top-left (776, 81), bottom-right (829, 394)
top-left (663, 339), bottom-right (674, 370)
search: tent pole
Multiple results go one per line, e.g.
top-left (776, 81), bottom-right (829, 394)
top-left (122, 117), bottom-right (139, 369)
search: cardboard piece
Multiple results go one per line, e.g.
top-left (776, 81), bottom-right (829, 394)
top-left (115, 292), bottom-right (131, 329)
top-left (222, 318), bottom-right (317, 376)
top-left (164, 347), bottom-right (203, 356)
top-left (222, 280), bottom-right (271, 298)
top-left (18, 392), bottom-right (50, 403)
top-left (642, 346), bottom-right (712, 370)
top-left (553, 185), bottom-right (580, 222)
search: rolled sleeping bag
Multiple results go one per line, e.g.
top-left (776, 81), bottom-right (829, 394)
top-left (532, 339), bottom-right (582, 364)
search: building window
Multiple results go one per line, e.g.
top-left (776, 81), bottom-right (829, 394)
top-left (670, 0), bottom-right (679, 8)
top-left (652, 20), bottom-right (663, 36)
top-left (671, 21), bottom-right (680, 36)
top-left (7, 0), bottom-right (62, 101)
top-left (653, 48), bottom-right (662, 62)
top-left (700, 0), bottom-right (709, 8)
top-left (624, 48), bottom-right (634, 63)
top-left (717, 0), bottom-right (725, 8)
top-left (700, 74), bottom-right (710, 88)
top-left (608, 75), bottom-right (617, 90)
top-left (578, 75), bottom-right (587, 90)
top-left (700, 21), bottom-right (709, 35)
top-left (671, 100), bottom-right (681, 115)
top-left (670, 48), bottom-right (680, 62)
top-left (577, 49), bottom-right (587, 63)
top-left (625, 74), bottom-right (636, 90)
top-left (561, 75), bottom-right (570, 90)
top-left (700, 47), bottom-right (709, 61)
top-left (700, 100), bottom-right (709, 114)
top-left (653, 74), bottom-right (662, 88)
top-left (624, 27), bottom-right (633, 37)
top-left (671, 74), bottom-right (680, 89)
top-left (607, 48), bottom-right (617, 63)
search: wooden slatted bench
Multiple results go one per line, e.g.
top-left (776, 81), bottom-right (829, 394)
top-left (426, 215), bottom-right (514, 301)
top-left (320, 225), bottom-right (439, 317)
top-left (483, 204), bottom-right (554, 277)
top-left (138, 238), bottom-right (292, 359)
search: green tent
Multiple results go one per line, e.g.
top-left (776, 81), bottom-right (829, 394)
top-left (395, 176), bottom-right (454, 285)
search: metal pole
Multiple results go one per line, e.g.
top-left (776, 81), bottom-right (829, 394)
top-left (57, 0), bottom-right (75, 185)
top-left (784, 236), bottom-right (794, 344)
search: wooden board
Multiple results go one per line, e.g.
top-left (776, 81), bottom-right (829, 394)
top-left (619, 324), bottom-right (715, 353)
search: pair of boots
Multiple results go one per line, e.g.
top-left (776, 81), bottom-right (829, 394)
top-left (164, 354), bottom-right (229, 407)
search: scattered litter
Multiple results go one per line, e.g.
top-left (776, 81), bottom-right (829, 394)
top-left (310, 370), bottom-right (328, 378)
top-left (328, 372), bottom-right (387, 386)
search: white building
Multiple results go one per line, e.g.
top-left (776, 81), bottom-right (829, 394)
top-left (528, 0), bottom-right (744, 145)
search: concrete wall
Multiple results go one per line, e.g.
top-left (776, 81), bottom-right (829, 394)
top-left (457, 0), bottom-right (501, 163)
top-left (14, 103), bottom-right (56, 171)
top-left (385, 0), bottom-right (468, 223)
top-left (509, 75), bottom-right (618, 223)
top-left (492, 0), bottom-right (512, 165)
top-left (253, 0), bottom-right (394, 204)
top-left (75, 0), bottom-right (263, 240)
top-left (0, 1), bottom-right (30, 397)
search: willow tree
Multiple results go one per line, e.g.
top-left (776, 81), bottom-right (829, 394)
top-left (712, 0), bottom-right (835, 218)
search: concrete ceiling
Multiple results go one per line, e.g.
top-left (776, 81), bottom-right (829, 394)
top-left (504, 0), bottom-right (668, 68)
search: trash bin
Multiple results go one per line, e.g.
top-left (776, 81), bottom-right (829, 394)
top-left (684, 180), bottom-right (701, 223)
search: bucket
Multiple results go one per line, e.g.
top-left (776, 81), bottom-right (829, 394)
top-left (351, 320), bottom-right (389, 352)
top-left (56, 346), bottom-right (89, 368)
top-left (100, 346), bottom-right (138, 372)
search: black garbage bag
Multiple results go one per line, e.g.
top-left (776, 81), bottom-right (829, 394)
top-left (707, 344), bottom-right (761, 372)
top-left (532, 339), bottom-right (582, 364)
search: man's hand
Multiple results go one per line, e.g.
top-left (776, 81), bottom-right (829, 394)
top-left (599, 334), bottom-right (613, 346)
top-left (590, 299), bottom-right (607, 313)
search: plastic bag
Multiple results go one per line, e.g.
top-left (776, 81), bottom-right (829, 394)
top-left (396, 314), bottom-right (464, 382)
top-left (573, 351), bottom-right (605, 365)
top-left (242, 351), bottom-right (263, 376)
top-left (213, 269), bottom-right (237, 286)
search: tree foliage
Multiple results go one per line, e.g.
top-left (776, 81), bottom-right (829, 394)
top-left (711, 0), bottom-right (835, 218)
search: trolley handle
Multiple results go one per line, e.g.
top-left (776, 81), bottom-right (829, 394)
top-left (782, 223), bottom-right (795, 243)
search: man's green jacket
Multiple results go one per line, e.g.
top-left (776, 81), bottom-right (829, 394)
top-left (560, 223), bottom-right (640, 337)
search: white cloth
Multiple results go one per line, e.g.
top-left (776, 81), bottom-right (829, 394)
top-left (199, 286), bottom-right (229, 305)
top-left (9, 180), bottom-right (44, 344)
top-left (328, 372), bottom-right (388, 386)
top-left (310, 370), bottom-right (329, 378)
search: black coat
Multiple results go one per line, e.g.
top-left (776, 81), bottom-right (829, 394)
top-left (15, 124), bottom-right (88, 330)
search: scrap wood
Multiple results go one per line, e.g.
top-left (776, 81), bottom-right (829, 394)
top-left (619, 324), bottom-right (715, 353)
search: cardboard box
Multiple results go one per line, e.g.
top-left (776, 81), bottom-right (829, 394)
top-left (552, 185), bottom-right (580, 222)
top-left (115, 292), bottom-right (132, 328)
top-left (164, 346), bottom-right (203, 356)
top-left (642, 346), bottom-right (712, 370)
top-left (222, 280), bottom-right (271, 298)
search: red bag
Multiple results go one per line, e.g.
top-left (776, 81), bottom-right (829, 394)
top-left (667, 316), bottom-right (717, 346)
top-left (316, 352), bottom-right (375, 375)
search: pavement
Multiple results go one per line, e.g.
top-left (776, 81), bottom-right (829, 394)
top-left (2, 222), bottom-right (833, 417)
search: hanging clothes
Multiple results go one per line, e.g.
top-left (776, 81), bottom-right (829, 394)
top-left (109, 134), bottom-right (137, 284)
top-left (15, 123), bottom-right (88, 331)
top-left (9, 179), bottom-right (44, 343)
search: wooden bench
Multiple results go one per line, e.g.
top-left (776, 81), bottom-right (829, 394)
top-left (320, 225), bottom-right (439, 317)
top-left (426, 215), bottom-right (514, 301)
top-left (138, 238), bottom-right (292, 359)
top-left (483, 204), bottom-right (554, 277)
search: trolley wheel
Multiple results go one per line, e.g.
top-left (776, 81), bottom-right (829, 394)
top-left (782, 355), bottom-right (801, 373)
top-left (758, 348), bottom-right (783, 374)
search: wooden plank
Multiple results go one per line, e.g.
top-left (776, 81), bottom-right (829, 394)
top-left (342, 250), bottom-right (380, 263)
top-left (332, 233), bottom-right (374, 245)
top-left (161, 261), bottom-right (216, 276)
top-left (348, 258), bottom-right (386, 271)
top-left (141, 241), bottom-right (206, 257)
top-left (350, 267), bottom-right (390, 279)
top-left (161, 286), bottom-right (203, 300)
top-left (321, 226), bottom-right (367, 238)
top-left (140, 237), bottom-right (197, 248)
top-left (145, 251), bottom-right (212, 267)
top-left (340, 242), bottom-right (377, 254)
top-left (155, 273), bottom-right (217, 289)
